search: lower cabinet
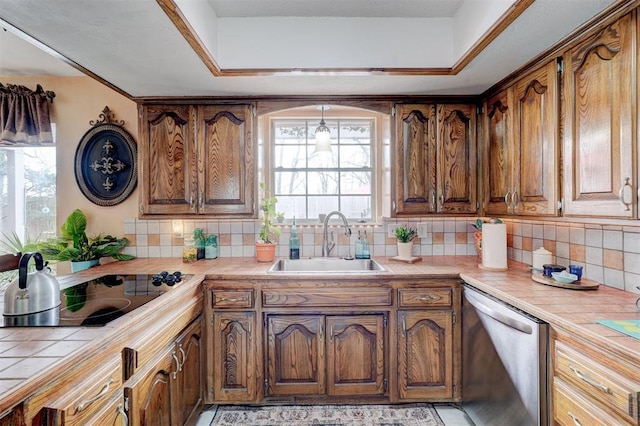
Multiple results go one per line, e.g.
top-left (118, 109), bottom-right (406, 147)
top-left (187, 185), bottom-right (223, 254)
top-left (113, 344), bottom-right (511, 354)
top-left (265, 314), bottom-right (386, 397)
top-left (0, 403), bottom-right (24, 426)
top-left (125, 316), bottom-right (203, 426)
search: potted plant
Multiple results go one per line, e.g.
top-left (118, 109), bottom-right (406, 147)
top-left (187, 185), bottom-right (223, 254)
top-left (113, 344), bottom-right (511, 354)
top-left (256, 183), bottom-right (281, 262)
top-left (394, 225), bottom-right (417, 259)
top-left (37, 209), bottom-right (135, 272)
top-left (471, 217), bottom-right (503, 259)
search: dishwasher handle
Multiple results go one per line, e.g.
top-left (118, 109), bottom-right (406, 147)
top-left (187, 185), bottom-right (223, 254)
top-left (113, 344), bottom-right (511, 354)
top-left (465, 290), bottom-right (533, 334)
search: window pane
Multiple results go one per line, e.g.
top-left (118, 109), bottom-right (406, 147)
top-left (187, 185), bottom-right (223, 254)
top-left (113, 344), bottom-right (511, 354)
top-left (308, 172), bottom-right (338, 194)
top-left (339, 145), bottom-right (371, 168)
top-left (275, 171), bottom-right (306, 194)
top-left (274, 122), bottom-right (308, 144)
top-left (340, 196), bottom-right (371, 220)
top-left (340, 172), bottom-right (371, 194)
top-left (274, 195), bottom-right (307, 218)
top-left (274, 145), bottom-right (308, 168)
top-left (308, 196), bottom-right (339, 217)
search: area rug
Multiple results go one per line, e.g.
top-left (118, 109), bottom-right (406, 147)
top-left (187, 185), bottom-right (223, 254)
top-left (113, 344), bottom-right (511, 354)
top-left (209, 403), bottom-right (444, 426)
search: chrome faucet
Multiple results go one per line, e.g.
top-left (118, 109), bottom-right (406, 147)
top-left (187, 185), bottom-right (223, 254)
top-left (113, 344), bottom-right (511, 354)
top-left (322, 211), bottom-right (352, 257)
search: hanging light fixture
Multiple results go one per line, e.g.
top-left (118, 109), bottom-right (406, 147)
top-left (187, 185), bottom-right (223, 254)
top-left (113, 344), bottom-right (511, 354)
top-left (314, 105), bottom-right (332, 153)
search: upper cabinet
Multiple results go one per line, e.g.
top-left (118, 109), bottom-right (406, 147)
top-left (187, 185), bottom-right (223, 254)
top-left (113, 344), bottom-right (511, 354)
top-left (394, 103), bottom-right (477, 216)
top-left (139, 103), bottom-right (256, 218)
top-left (483, 60), bottom-right (559, 217)
top-left (562, 13), bottom-right (635, 218)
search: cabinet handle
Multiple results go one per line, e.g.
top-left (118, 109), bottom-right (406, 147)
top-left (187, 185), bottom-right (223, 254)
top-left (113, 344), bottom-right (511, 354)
top-left (402, 316), bottom-right (407, 337)
top-left (117, 403), bottom-right (129, 426)
top-left (319, 323), bottom-right (324, 340)
top-left (218, 297), bottom-right (244, 303)
top-left (504, 189), bottom-right (512, 209)
top-left (568, 412), bottom-right (583, 426)
top-left (619, 177), bottom-right (632, 211)
top-left (439, 194), bottom-right (444, 208)
top-left (199, 190), bottom-right (204, 211)
top-left (330, 325), bottom-right (334, 343)
top-left (178, 344), bottom-right (186, 370)
top-left (392, 201), bottom-right (396, 212)
top-left (431, 193), bottom-right (436, 211)
top-left (568, 364), bottom-right (611, 394)
top-left (189, 194), bottom-right (195, 210)
top-left (76, 378), bottom-right (114, 412)
top-left (511, 188), bottom-right (519, 211)
top-left (416, 295), bottom-right (439, 302)
top-left (172, 351), bottom-right (181, 379)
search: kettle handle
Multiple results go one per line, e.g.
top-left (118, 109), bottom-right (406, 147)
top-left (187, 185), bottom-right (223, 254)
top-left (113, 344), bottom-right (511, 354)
top-left (18, 252), bottom-right (45, 290)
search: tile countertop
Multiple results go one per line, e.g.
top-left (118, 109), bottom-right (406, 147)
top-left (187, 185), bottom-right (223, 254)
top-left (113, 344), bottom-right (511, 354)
top-left (1, 255), bottom-right (640, 412)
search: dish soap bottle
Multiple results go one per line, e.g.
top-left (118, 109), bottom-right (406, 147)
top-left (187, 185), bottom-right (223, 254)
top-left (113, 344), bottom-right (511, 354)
top-left (289, 218), bottom-right (300, 259)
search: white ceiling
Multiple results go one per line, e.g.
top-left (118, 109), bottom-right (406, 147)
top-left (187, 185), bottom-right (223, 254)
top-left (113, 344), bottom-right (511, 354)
top-left (0, 0), bottom-right (619, 98)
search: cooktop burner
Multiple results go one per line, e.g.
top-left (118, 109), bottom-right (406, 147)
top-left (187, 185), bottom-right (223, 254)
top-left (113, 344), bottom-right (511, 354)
top-left (2, 271), bottom-right (191, 327)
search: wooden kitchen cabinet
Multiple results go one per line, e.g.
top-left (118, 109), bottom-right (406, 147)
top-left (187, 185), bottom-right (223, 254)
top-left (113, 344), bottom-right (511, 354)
top-left (139, 103), bottom-right (256, 218)
top-left (483, 60), bottom-right (559, 217)
top-left (394, 103), bottom-right (476, 215)
top-left (265, 314), bottom-right (386, 397)
top-left (397, 286), bottom-right (457, 401)
top-left (210, 311), bottom-right (257, 402)
top-left (124, 316), bottom-right (203, 426)
top-left (0, 403), bottom-right (24, 426)
top-left (562, 12), bottom-right (635, 218)
top-left (551, 328), bottom-right (640, 425)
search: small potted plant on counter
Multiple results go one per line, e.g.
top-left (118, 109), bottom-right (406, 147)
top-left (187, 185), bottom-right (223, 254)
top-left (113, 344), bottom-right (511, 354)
top-left (256, 183), bottom-right (281, 262)
top-left (394, 225), bottom-right (417, 259)
top-left (37, 209), bottom-right (135, 272)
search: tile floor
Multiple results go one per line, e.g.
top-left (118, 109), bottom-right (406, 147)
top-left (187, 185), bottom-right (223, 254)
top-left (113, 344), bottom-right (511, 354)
top-left (196, 404), bottom-right (475, 426)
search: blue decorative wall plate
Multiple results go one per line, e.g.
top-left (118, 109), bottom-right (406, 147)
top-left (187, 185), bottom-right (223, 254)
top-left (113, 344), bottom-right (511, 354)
top-left (74, 107), bottom-right (137, 206)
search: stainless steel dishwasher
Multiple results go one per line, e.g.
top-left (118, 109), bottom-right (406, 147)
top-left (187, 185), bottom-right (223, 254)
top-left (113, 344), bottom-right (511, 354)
top-left (462, 284), bottom-right (549, 426)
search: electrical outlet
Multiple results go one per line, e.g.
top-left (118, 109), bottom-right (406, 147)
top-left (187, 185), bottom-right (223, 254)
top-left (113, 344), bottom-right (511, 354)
top-left (417, 223), bottom-right (428, 238)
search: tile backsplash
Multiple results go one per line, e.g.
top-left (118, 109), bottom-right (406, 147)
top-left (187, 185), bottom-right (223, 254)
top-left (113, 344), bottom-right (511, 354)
top-left (122, 217), bottom-right (640, 293)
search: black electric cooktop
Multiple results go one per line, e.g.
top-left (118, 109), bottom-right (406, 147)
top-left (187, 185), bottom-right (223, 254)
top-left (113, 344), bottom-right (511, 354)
top-left (2, 271), bottom-right (191, 327)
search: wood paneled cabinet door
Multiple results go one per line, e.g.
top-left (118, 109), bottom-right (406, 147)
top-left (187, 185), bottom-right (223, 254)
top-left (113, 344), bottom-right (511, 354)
top-left (393, 103), bottom-right (476, 215)
top-left (124, 344), bottom-right (177, 426)
top-left (174, 318), bottom-right (203, 426)
top-left (484, 60), bottom-right (559, 217)
top-left (265, 314), bottom-right (386, 397)
top-left (397, 310), bottom-right (454, 400)
top-left (436, 104), bottom-right (477, 214)
top-left (394, 104), bottom-right (437, 215)
top-left (197, 105), bottom-right (255, 216)
top-left (140, 104), bottom-right (196, 216)
top-left (562, 13), bottom-right (634, 218)
top-left (139, 103), bottom-right (256, 217)
top-left (211, 311), bottom-right (257, 402)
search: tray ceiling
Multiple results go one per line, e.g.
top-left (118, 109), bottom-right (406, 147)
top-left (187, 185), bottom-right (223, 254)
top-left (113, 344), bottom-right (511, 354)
top-left (0, 0), bottom-right (620, 98)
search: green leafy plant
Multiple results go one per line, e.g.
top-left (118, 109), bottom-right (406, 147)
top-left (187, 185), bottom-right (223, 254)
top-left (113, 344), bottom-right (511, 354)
top-left (394, 225), bottom-right (417, 243)
top-left (258, 182), bottom-right (282, 244)
top-left (471, 217), bottom-right (503, 231)
top-left (37, 209), bottom-right (135, 262)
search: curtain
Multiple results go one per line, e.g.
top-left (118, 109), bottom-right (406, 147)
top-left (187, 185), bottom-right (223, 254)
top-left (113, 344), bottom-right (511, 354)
top-left (0, 83), bottom-right (55, 145)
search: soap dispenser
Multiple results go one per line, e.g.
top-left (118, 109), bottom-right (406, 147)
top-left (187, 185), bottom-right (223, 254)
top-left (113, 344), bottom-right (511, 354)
top-left (289, 218), bottom-right (300, 259)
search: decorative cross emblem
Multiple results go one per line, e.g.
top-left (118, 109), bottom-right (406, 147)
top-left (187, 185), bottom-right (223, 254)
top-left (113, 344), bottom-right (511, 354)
top-left (90, 139), bottom-right (128, 191)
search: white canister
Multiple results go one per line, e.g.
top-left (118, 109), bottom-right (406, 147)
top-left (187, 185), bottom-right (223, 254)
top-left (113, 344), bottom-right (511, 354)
top-left (532, 247), bottom-right (552, 271)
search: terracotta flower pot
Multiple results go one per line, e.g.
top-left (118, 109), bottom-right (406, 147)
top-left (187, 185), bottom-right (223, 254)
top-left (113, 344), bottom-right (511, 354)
top-left (255, 242), bottom-right (277, 263)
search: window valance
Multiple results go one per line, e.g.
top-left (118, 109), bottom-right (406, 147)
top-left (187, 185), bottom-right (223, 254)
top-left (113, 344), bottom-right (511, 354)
top-left (0, 83), bottom-right (55, 146)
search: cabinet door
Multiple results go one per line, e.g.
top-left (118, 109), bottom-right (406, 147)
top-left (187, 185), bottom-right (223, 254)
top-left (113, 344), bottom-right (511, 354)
top-left (483, 89), bottom-right (514, 216)
top-left (563, 13), bottom-right (634, 218)
top-left (436, 104), bottom-right (477, 213)
top-left (124, 345), bottom-right (177, 426)
top-left (175, 318), bottom-right (203, 426)
top-left (394, 104), bottom-right (437, 215)
top-left (398, 310), bottom-right (453, 400)
top-left (198, 105), bottom-right (255, 217)
top-left (266, 315), bottom-right (325, 396)
top-left (140, 104), bottom-right (197, 215)
top-left (0, 403), bottom-right (24, 426)
top-left (513, 60), bottom-right (559, 216)
top-left (326, 315), bottom-right (386, 396)
top-left (212, 312), bottom-right (257, 402)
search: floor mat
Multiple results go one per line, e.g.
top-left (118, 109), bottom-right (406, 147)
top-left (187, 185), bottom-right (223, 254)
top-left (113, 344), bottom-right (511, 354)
top-left (209, 403), bottom-right (445, 426)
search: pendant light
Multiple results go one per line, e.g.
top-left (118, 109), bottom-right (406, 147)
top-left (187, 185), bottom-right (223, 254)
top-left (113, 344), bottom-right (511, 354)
top-left (314, 105), bottom-right (331, 153)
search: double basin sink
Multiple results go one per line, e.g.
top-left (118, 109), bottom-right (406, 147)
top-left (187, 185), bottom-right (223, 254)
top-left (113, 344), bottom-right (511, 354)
top-left (267, 257), bottom-right (386, 274)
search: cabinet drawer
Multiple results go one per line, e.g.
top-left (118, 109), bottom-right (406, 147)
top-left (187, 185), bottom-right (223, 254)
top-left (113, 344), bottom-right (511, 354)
top-left (211, 289), bottom-right (254, 308)
top-left (39, 357), bottom-right (122, 426)
top-left (263, 288), bottom-right (392, 307)
top-left (555, 340), bottom-right (640, 423)
top-left (554, 378), bottom-right (632, 426)
top-left (398, 288), bottom-right (452, 308)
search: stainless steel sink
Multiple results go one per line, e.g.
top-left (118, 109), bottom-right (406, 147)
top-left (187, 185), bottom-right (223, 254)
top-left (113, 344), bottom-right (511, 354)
top-left (267, 258), bottom-right (386, 274)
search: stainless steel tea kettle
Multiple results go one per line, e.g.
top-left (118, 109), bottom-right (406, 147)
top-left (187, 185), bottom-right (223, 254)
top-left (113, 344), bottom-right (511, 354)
top-left (3, 252), bottom-right (61, 322)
